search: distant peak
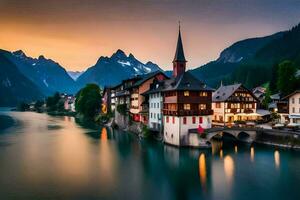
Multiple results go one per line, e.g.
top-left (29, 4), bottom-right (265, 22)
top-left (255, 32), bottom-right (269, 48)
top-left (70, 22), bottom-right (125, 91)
top-left (13, 50), bottom-right (26, 57)
top-left (111, 49), bottom-right (127, 59)
top-left (38, 55), bottom-right (46, 60)
top-left (128, 53), bottom-right (135, 59)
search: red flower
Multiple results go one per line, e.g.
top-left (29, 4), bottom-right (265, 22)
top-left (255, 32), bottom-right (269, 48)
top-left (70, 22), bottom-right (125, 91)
top-left (197, 125), bottom-right (204, 134)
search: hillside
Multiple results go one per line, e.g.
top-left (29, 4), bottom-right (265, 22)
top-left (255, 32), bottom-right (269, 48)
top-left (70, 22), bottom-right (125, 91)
top-left (0, 50), bottom-right (44, 106)
top-left (191, 32), bottom-right (285, 87)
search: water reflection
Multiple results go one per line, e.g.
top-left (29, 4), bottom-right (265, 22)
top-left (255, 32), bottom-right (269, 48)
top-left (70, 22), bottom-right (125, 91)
top-left (199, 153), bottom-right (207, 191)
top-left (274, 150), bottom-right (280, 169)
top-left (234, 145), bottom-right (238, 153)
top-left (211, 139), bottom-right (223, 155)
top-left (250, 147), bottom-right (255, 162)
top-left (224, 156), bottom-right (234, 184)
top-left (220, 149), bottom-right (223, 159)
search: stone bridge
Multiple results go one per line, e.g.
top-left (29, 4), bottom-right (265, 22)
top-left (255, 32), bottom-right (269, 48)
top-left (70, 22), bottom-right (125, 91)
top-left (189, 127), bottom-right (263, 144)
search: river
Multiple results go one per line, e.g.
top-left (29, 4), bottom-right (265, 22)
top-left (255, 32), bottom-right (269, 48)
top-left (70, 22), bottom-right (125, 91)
top-left (0, 111), bottom-right (300, 200)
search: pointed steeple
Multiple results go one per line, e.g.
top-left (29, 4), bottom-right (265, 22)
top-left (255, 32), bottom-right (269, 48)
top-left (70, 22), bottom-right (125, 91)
top-left (173, 22), bottom-right (187, 63)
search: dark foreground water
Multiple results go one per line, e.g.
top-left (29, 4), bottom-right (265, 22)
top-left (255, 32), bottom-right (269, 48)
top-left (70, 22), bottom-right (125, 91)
top-left (0, 111), bottom-right (300, 200)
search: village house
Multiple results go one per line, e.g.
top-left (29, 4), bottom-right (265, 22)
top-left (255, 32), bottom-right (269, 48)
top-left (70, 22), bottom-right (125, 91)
top-left (129, 71), bottom-right (167, 124)
top-left (283, 90), bottom-right (300, 126)
top-left (212, 84), bottom-right (259, 125)
top-left (268, 93), bottom-right (289, 124)
top-left (162, 26), bottom-right (214, 146)
top-left (63, 94), bottom-right (76, 112)
top-left (142, 80), bottom-right (166, 132)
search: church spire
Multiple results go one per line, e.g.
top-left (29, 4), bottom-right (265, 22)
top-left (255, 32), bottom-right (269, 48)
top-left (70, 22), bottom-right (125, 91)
top-left (172, 22), bottom-right (187, 78)
top-left (173, 21), bottom-right (187, 63)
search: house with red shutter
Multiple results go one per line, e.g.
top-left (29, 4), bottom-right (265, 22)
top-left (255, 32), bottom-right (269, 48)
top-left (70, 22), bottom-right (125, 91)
top-left (161, 25), bottom-right (214, 146)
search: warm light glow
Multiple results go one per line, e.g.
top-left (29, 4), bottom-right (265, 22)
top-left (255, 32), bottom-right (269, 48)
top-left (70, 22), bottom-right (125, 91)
top-left (234, 145), bottom-right (238, 153)
top-left (220, 149), bottom-right (223, 159)
top-left (101, 128), bottom-right (108, 141)
top-left (224, 156), bottom-right (234, 183)
top-left (199, 153), bottom-right (207, 190)
top-left (250, 147), bottom-right (255, 162)
top-left (274, 150), bottom-right (280, 169)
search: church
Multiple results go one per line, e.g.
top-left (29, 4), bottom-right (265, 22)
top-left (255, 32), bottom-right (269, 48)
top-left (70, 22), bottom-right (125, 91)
top-left (161, 25), bottom-right (214, 146)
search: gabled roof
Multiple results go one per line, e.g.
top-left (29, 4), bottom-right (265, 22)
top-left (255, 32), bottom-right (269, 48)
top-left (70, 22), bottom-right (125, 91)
top-left (132, 71), bottom-right (167, 88)
top-left (162, 71), bottom-right (214, 92)
top-left (142, 80), bottom-right (166, 96)
top-left (282, 90), bottom-right (300, 100)
top-left (212, 83), bottom-right (259, 102)
top-left (212, 84), bottom-right (242, 102)
top-left (173, 27), bottom-right (186, 63)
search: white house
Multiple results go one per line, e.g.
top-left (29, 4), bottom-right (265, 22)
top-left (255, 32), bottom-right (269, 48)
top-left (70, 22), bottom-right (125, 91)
top-left (283, 90), bottom-right (300, 126)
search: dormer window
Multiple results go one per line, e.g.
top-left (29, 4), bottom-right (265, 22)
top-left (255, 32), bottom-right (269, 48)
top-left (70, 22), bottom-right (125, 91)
top-left (184, 91), bottom-right (189, 96)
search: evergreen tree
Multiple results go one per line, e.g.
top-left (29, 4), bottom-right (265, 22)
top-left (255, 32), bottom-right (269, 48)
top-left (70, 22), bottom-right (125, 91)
top-left (277, 60), bottom-right (298, 96)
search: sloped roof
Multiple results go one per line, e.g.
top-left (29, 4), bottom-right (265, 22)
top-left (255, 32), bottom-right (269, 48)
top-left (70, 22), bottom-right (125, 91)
top-left (173, 27), bottom-right (186, 62)
top-left (132, 71), bottom-right (166, 87)
top-left (282, 90), bottom-right (300, 100)
top-left (212, 84), bottom-right (242, 102)
top-left (162, 71), bottom-right (214, 92)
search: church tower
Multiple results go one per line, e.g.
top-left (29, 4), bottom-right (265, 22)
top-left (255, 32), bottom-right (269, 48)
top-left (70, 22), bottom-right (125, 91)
top-left (173, 23), bottom-right (187, 78)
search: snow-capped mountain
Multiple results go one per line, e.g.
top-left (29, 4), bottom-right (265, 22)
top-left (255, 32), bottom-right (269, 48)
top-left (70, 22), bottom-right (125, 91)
top-left (8, 50), bottom-right (78, 95)
top-left (68, 71), bottom-right (84, 80)
top-left (77, 49), bottom-right (162, 87)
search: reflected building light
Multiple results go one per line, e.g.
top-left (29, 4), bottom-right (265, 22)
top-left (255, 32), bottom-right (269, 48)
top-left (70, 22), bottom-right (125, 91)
top-left (101, 128), bottom-right (108, 141)
top-left (234, 145), bottom-right (238, 153)
top-left (274, 150), bottom-right (280, 169)
top-left (224, 156), bottom-right (234, 184)
top-left (220, 149), bottom-right (223, 159)
top-left (250, 147), bottom-right (255, 162)
top-left (199, 153), bottom-right (207, 191)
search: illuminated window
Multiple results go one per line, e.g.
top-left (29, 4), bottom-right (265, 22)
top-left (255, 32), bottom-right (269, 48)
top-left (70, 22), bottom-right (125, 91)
top-left (172, 117), bottom-right (175, 124)
top-left (199, 92), bottom-right (208, 97)
top-left (192, 117), bottom-right (196, 124)
top-left (184, 104), bottom-right (191, 110)
top-left (166, 116), bottom-right (169, 123)
top-left (215, 102), bottom-right (221, 108)
top-left (199, 104), bottom-right (206, 110)
top-left (184, 91), bottom-right (189, 96)
top-left (183, 117), bottom-right (187, 124)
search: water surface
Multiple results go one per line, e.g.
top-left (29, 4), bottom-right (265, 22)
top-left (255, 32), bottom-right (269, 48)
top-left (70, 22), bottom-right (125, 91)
top-left (0, 111), bottom-right (300, 200)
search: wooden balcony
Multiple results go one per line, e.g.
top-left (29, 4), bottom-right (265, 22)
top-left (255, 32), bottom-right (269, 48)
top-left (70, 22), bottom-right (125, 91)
top-left (163, 109), bottom-right (213, 116)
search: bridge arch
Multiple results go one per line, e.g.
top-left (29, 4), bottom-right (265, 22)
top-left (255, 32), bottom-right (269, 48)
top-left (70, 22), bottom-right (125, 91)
top-left (237, 131), bottom-right (251, 142)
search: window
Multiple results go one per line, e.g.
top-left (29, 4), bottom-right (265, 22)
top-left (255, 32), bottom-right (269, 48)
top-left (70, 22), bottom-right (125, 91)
top-left (292, 98), bottom-right (295, 104)
top-left (183, 117), bottom-right (187, 124)
top-left (184, 91), bottom-right (189, 96)
top-left (154, 103), bottom-right (156, 108)
top-left (184, 104), bottom-right (191, 110)
top-left (172, 117), bottom-right (175, 124)
top-left (151, 113), bottom-right (153, 118)
top-left (199, 117), bottom-right (203, 124)
top-left (192, 117), bottom-right (196, 124)
top-left (199, 104), bottom-right (206, 110)
top-left (215, 103), bottom-right (221, 108)
top-left (166, 116), bottom-right (169, 123)
top-left (157, 103), bottom-right (159, 108)
top-left (154, 113), bottom-right (156, 119)
top-left (293, 107), bottom-right (295, 113)
top-left (199, 92), bottom-right (208, 97)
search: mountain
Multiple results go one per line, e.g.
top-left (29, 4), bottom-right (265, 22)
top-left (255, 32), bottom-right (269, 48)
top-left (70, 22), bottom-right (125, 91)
top-left (68, 71), bottom-right (83, 80)
top-left (77, 49), bottom-right (162, 87)
top-left (0, 50), bottom-right (44, 106)
top-left (7, 50), bottom-right (78, 95)
top-left (191, 32), bottom-right (285, 88)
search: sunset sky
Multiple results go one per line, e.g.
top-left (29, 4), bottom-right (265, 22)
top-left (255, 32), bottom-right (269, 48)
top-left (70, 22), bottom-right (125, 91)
top-left (1, 0), bottom-right (300, 71)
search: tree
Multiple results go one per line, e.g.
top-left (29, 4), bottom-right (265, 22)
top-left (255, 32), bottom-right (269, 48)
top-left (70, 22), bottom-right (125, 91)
top-left (75, 84), bottom-right (102, 119)
top-left (46, 92), bottom-right (61, 111)
top-left (269, 63), bottom-right (279, 93)
top-left (277, 60), bottom-right (298, 96)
